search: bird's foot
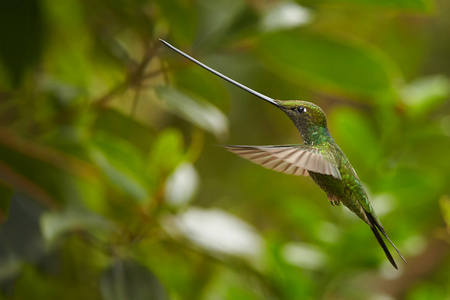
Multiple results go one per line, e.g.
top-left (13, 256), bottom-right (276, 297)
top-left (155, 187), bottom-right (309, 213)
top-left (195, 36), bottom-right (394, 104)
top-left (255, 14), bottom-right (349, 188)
top-left (328, 195), bottom-right (341, 206)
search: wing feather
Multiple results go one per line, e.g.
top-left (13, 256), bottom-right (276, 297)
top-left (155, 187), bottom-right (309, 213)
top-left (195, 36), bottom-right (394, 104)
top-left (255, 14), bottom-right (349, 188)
top-left (225, 145), bottom-right (341, 179)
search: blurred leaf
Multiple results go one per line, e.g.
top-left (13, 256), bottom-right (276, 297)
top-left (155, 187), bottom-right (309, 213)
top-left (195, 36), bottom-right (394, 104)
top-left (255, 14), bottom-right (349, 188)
top-left (439, 195), bottom-right (450, 229)
top-left (0, 0), bottom-right (43, 87)
top-left (156, 0), bottom-right (197, 45)
top-left (164, 162), bottom-right (199, 207)
top-left (375, 167), bottom-right (444, 210)
top-left (0, 129), bottom-right (97, 206)
top-left (196, 0), bottom-right (245, 45)
top-left (261, 1), bottom-right (314, 32)
top-left (94, 108), bottom-right (155, 152)
top-left (163, 207), bottom-right (263, 264)
top-left (318, 0), bottom-right (433, 13)
top-left (43, 0), bottom-right (89, 85)
top-left (41, 207), bottom-right (115, 245)
top-left (257, 30), bottom-right (399, 99)
top-left (0, 194), bottom-right (46, 263)
top-left (402, 75), bottom-right (450, 117)
top-left (0, 180), bottom-right (13, 224)
top-left (202, 267), bottom-right (266, 300)
top-left (89, 133), bottom-right (150, 202)
top-left (281, 241), bottom-right (327, 270)
top-left (148, 128), bottom-right (185, 174)
top-left (174, 66), bottom-right (229, 107)
top-left (397, 126), bottom-right (450, 176)
top-left (155, 85), bottom-right (228, 139)
top-left (406, 280), bottom-right (446, 300)
top-left (330, 107), bottom-right (381, 172)
top-left (101, 259), bottom-right (167, 300)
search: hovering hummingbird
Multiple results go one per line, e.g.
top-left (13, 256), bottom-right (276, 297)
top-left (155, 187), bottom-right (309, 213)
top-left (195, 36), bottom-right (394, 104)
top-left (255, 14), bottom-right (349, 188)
top-left (160, 39), bottom-right (406, 269)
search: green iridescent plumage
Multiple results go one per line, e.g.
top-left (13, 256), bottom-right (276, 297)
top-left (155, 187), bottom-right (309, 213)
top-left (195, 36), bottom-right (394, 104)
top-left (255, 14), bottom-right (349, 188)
top-left (283, 101), bottom-right (406, 269)
top-left (160, 39), bottom-right (406, 269)
top-left (280, 100), bottom-right (373, 217)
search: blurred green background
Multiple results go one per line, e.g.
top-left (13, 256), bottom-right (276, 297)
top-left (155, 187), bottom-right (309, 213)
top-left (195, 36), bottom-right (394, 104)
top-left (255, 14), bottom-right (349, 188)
top-left (1, 0), bottom-right (450, 299)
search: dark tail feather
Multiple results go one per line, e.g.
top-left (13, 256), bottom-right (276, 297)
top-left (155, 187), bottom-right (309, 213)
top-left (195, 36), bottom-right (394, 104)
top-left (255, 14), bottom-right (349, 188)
top-left (370, 225), bottom-right (398, 269)
top-left (367, 213), bottom-right (407, 268)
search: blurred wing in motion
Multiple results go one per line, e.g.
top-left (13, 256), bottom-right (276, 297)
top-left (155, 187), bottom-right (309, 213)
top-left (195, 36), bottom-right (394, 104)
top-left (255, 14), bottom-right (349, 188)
top-left (225, 145), bottom-right (341, 179)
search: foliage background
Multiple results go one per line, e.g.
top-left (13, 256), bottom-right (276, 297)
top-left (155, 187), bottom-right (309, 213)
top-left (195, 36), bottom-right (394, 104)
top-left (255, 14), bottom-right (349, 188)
top-left (1, 0), bottom-right (450, 299)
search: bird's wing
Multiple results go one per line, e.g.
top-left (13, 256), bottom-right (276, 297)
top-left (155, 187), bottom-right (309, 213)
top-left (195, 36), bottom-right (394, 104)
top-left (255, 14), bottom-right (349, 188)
top-left (224, 145), bottom-right (341, 180)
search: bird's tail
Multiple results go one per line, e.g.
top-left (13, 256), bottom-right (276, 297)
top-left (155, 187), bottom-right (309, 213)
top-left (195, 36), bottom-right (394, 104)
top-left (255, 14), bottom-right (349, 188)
top-left (367, 213), bottom-right (407, 269)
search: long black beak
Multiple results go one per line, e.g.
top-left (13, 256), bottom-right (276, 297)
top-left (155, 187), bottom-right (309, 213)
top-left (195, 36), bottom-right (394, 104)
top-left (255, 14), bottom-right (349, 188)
top-left (160, 39), bottom-right (279, 107)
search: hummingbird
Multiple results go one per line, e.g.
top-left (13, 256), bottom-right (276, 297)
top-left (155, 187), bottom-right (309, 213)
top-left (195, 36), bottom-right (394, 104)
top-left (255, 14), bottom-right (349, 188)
top-left (160, 39), bottom-right (406, 269)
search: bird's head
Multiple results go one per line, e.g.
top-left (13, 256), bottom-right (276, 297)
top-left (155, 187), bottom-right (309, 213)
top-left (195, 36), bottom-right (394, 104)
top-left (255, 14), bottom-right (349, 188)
top-left (274, 100), bottom-right (328, 130)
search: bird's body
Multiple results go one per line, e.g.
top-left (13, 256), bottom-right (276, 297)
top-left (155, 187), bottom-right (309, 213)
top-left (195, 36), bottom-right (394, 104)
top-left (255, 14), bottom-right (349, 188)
top-left (160, 39), bottom-right (406, 269)
top-left (231, 100), bottom-right (375, 226)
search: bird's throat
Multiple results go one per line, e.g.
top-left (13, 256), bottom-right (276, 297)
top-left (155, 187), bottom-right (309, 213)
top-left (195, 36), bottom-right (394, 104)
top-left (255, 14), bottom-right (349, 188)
top-left (300, 126), bottom-right (332, 146)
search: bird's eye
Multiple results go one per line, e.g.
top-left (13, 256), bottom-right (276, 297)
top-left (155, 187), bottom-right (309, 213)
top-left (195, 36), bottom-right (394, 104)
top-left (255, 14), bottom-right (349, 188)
top-left (296, 106), bottom-right (307, 114)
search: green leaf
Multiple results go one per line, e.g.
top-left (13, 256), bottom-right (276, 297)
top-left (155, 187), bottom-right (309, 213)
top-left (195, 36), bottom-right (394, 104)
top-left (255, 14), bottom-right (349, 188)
top-left (155, 85), bottom-right (229, 139)
top-left (0, 129), bottom-right (98, 207)
top-left (257, 30), bottom-right (399, 99)
top-left (439, 196), bottom-right (450, 229)
top-left (101, 260), bottom-right (167, 300)
top-left (155, 0), bottom-right (197, 45)
top-left (318, 0), bottom-right (433, 13)
top-left (43, 0), bottom-right (96, 89)
top-left (174, 66), bottom-right (229, 108)
top-left (0, 194), bottom-right (47, 265)
top-left (195, 0), bottom-right (246, 44)
top-left (148, 128), bottom-right (185, 174)
top-left (402, 75), bottom-right (450, 118)
top-left (376, 167), bottom-right (443, 207)
top-left (41, 207), bottom-right (115, 245)
top-left (89, 133), bottom-right (150, 202)
top-left (330, 107), bottom-right (381, 173)
top-left (0, 180), bottom-right (13, 224)
top-left (94, 108), bottom-right (155, 152)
